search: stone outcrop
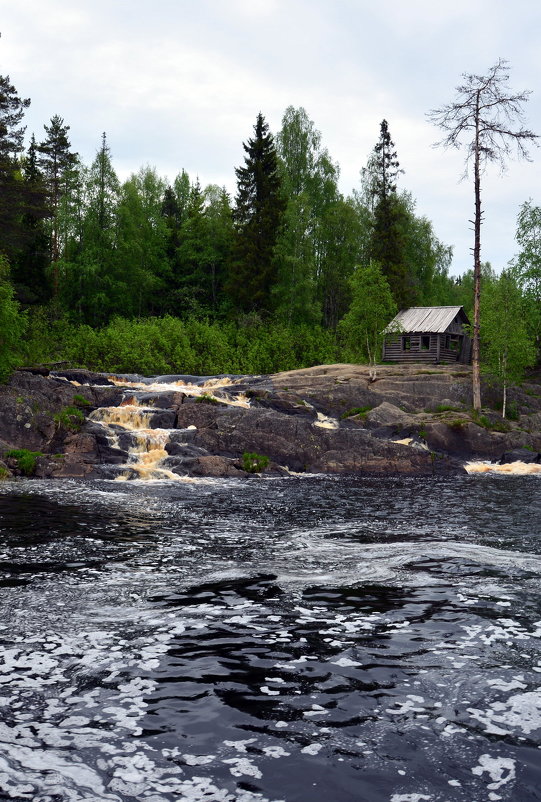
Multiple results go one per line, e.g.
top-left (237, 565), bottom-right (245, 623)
top-left (1, 362), bottom-right (541, 479)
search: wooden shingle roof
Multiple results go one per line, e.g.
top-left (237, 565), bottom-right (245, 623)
top-left (387, 306), bottom-right (468, 334)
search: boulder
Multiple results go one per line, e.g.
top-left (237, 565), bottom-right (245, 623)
top-left (499, 448), bottom-right (541, 464)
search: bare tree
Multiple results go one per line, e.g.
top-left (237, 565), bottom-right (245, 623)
top-left (427, 59), bottom-right (538, 410)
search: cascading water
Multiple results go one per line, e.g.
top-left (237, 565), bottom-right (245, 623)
top-left (86, 374), bottom-right (249, 482)
top-left (89, 402), bottom-right (186, 481)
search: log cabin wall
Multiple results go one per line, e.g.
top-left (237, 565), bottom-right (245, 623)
top-left (383, 332), bottom-right (472, 364)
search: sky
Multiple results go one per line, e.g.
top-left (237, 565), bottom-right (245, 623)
top-left (2, 0), bottom-right (541, 276)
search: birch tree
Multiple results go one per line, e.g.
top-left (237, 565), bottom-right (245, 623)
top-left (338, 262), bottom-right (396, 380)
top-left (428, 59), bottom-right (538, 410)
top-left (481, 270), bottom-right (535, 418)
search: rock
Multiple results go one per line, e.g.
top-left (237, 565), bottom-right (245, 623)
top-left (3, 363), bottom-right (541, 479)
top-left (364, 402), bottom-right (415, 428)
top-left (52, 369), bottom-right (116, 386)
top-left (499, 448), bottom-right (541, 464)
top-left (188, 456), bottom-right (246, 478)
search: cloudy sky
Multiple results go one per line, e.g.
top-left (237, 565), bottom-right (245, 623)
top-left (2, 0), bottom-right (541, 275)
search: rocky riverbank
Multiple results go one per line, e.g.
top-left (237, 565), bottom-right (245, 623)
top-left (1, 363), bottom-right (541, 479)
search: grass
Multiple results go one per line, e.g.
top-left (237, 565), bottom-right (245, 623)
top-left (4, 449), bottom-right (43, 476)
top-left (73, 394), bottom-right (91, 407)
top-left (447, 419), bottom-right (467, 431)
top-left (0, 466), bottom-right (10, 480)
top-left (54, 405), bottom-right (85, 431)
top-left (470, 411), bottom-right (510, 433)
top-left (428, 403), bottom-right (462, 413)
top-left (195, 393), bottom-right (219, 405)
top-left (340, 405), bottom-right (372, 420)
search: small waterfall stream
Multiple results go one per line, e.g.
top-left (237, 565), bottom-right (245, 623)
top-left (83, 374), bottom-right (249, 481)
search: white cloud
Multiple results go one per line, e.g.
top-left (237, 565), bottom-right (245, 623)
top-left (1, 0), bottom-right (540, 274)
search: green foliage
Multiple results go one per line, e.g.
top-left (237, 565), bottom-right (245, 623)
top-left (337, 262), bottom-right (397, 378)
top-left (54, 405), bottom-right (84, 431)
top-left (481, 269), bottom-right (536, 417)
top-left (242, 452), bottom-right (270, 473)
top-left (447, 419), bottom-right (467, 430)
top-left (72, 393), bottom-right (91, 406)
top-left (4, 448), bottom-right (43, 476)
top-left (505, 401), bottom-right (519, 420)
top-left (227, 113), bottom-right (286, 315)
top-left (470, 411), bottom-right (510, 432)
top-left (23, 311), bottom-right (339, 376)
top-left (195, 393), bottom-right (219, 404)
top-left (511, 199), bottom-right (541, 355)
top-left (0, 256), bottom-right (28, 382)
top-left (340, 405), bottom-right (372, 419)
top-left (431, 403), bottom-right (461, 413)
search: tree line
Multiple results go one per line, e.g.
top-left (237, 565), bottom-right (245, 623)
top-left (0, 61), bottom-right (540, 409)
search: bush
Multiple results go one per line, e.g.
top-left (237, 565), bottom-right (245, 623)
top-left (54, 405), bottom-right (85, 431)
top-left (0, 258), bottom-right (27, 381)
top-left (4, 449), bottom-right (43, 476)
top-left (23, 313), bottom-right (344, 377)
top-left (242, 452), bottom-right (270, 473)
top-left (505, 401), bottom-right (519, 421)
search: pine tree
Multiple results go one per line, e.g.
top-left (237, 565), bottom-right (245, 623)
top-left (227, 113), bottom-right (285, 316)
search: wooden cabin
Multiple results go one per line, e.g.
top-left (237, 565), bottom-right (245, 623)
top-left (383, 306), bottom-right (472, 364)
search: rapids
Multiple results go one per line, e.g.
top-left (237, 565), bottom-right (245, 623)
top-left (0, 372), bottom-right (540, 800)
top-left (0, 473), bottom-right (540, 802)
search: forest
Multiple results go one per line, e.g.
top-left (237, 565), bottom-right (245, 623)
top-left (0, 68), bottom-right (540, 406)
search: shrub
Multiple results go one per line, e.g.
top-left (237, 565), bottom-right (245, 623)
top-left (432, 403), bottom-right (461, 413)
top-left (505, 401), bottom-right (519, 421)
top-left (73, 394), bottom-right (91, 407)
top-left (0, 466), bottom-right (10, 480)
top-left (54, 405), bottom-right (85, 431)
top-left (242, 452), bottom-right (270, 473)
top-left (447, 419), bottom-right (467, 430)
top-left (4, 449), bottom-right (43, 476)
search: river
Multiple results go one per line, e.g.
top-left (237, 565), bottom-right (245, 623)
top-left (0, 470), bottom-right (540, 802)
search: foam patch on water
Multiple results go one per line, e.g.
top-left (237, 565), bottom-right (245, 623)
top-left (465, 460), bottom-right (541, 475)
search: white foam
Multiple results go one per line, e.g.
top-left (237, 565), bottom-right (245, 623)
top-left (472, 754), bottom-right (516, 790)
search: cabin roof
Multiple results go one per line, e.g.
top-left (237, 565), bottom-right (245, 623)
top-left (386, 306), bottom-right (469, 334)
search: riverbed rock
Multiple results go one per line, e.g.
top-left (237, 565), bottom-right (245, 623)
top-left (2, 363), bottom-right (541, 479)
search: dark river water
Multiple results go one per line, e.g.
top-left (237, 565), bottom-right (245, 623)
top-left (0, 474), bottom-right (540, 802)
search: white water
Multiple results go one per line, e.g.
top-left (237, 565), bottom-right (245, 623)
top-left (465, 460), bottom-right (541, 475)
top-left (86, 376), bottom-right (250, 482)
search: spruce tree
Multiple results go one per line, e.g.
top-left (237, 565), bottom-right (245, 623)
top-left (227, 113), bottom-right (285, 316)
top-left (14, 134), bottom-right (50, 303)
top-left (38, 115), bottom-right (79, 292)
top-left (369, 120), bottom-right (412, 309)
top-left (0, 72), bottom-right (30, 262)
